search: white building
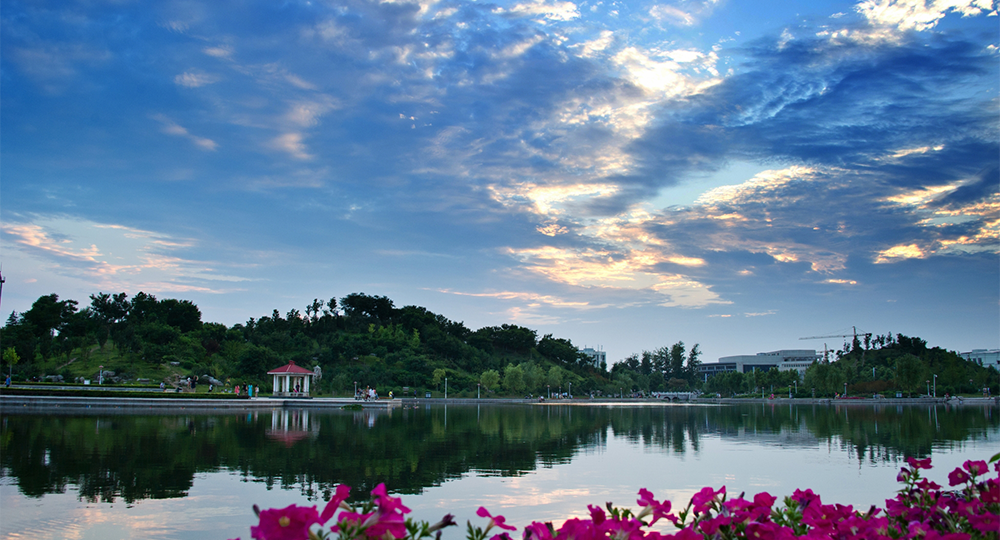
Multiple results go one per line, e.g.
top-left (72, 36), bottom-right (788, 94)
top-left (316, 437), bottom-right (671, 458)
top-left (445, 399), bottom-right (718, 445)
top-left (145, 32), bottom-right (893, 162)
top-left (960, 349), bottom-right (1000, 369)
top-left (579, 347), bottom-right (606, 369)
top-left (699, 349), bottom-right (820, 379)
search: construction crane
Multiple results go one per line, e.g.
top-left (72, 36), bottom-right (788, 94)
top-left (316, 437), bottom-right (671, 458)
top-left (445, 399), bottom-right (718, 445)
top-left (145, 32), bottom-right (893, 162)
top-left (800, 327), bottom-right (872, 364)
top-left (800, 326), bottom-right (872, 343)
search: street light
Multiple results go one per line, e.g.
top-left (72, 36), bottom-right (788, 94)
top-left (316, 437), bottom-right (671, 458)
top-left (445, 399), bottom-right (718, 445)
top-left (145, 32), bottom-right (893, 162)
top-left (547, 384), bottom-right (550, 399)
top-left (933, 374), bottom-right (937, 398)
top-left (843, 382), bottom-right (847, 397)
top-left (926, 380), bottom-right (930, 397)
top-left (445, 377), bottom-right (448, 399)
top-left (568, 382), bottom-right (571, 398)
top-left (478, 383), bottom-right (481, 399)
top-left (354, 381), bottom-right (357, 399)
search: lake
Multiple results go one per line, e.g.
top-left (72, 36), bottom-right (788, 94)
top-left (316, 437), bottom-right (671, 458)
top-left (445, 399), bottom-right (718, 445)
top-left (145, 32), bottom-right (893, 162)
top-left (1, 401), bottom-right (997, 539)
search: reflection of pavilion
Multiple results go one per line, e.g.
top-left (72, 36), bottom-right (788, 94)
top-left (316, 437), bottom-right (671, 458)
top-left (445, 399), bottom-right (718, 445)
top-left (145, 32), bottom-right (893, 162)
top-left (268, 361), bottom-right (315, 397)
top-left (265, 409), bottom-right (319, 447)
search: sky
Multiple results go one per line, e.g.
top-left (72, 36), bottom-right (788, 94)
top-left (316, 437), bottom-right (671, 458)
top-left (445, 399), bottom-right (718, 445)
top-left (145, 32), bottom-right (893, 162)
top-left (2, 0), bottom-right (998, 365)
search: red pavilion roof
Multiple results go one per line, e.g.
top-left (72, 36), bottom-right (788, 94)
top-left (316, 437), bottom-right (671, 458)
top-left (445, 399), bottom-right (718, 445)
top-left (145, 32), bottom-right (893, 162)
top-left (267, 361), bottom-right (315, 375)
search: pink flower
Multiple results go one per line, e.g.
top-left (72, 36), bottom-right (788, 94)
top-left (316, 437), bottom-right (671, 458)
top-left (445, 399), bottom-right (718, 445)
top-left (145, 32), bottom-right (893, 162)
top-left (947, 468), bottom-right (970, 486)
top-left (980, 479), bottom-right (999, 503)
top-left (251, 504), bottom-right (320, 540)
top-left (746, 521), bottom-right (797, 540)
top-left (477, 507), bottom-right (517, 531)
top-left (587, 504), bottom-right (607, 526)
top-left (691, 486), bottom-right (725, 514)
top-left (962, 460), bottom-right (989, 476)
top-left (697, 515), bottom-right (732, 535)
top-left (366, 509), bottom-right (407, 538)
top-left (320, 484), bottom-right (352, 524)
top-left (906, 457), bottom-right (933, 470)
top-left (372, 483), bottom-right (411, 515)
top-left (791, 488), bottom-right (821, 509)
top-left (665, 528), bottom-right (702, 540)
top-left (636, 488), bottom-right (673, 525)
top-left (523, 521), bottom-right (554, 540)
top-left (968, 512), bottom-right (999, 534)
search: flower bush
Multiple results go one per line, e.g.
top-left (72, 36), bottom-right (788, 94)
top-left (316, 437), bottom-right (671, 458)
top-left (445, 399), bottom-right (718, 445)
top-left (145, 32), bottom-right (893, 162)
top-left (232, 453), bottom-right (999, 540)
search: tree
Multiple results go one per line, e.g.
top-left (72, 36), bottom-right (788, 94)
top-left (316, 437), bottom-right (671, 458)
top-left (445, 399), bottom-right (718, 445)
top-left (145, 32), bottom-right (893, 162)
top-left (341, 293), bottom-right (395, 324)
top-left (537, 334), bottom-right (580, 364)
top-left (432, 368), bottom-right (447, 389)
top-left (480, 369), bottom-right (500, 392)
top-left (547, 366), bottom-right (563, 389)
top-left (685, 344), bottom-right (702, 383)
top-left (894, 354), bottom-right (924, 396)
top-left (668, 342), bottom-right (686, 380)
top-left (3, 347), bottom-right (19, 377)
top-left (503, 363), bottom-right (525, 394)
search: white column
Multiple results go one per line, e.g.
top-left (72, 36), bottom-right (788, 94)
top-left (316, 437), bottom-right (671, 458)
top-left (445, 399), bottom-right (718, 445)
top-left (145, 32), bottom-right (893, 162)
top-left (303, 375), bottom-right (310, 395)
top-left (273, 375), bottom-right (278, 395)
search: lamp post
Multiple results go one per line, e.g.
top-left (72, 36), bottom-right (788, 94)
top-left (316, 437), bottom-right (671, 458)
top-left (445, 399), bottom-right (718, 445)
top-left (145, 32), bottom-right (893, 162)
top-left (478, 383), bottom-right (481, 399)
top-left (568, 382), bottom-right (571, 398)
top-left (843, 382), bottom-right (847, 397)
top-left (445, 377), bottom-right (448, 399)
top-left (933, 374), bottom-right (937, 398)
top-left (354, 381), bottom-right (357, 399)
top-left (547, 384), bottom-right (550, 399)
top-left (926, 380), bottom-right (930, 397)
top-left (99, 365), bottom-right (103, 385)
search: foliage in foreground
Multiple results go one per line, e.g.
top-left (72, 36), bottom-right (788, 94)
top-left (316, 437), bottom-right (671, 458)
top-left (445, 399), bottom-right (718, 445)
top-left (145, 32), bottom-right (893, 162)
top-left (232, 454), bottom-right (999, 540)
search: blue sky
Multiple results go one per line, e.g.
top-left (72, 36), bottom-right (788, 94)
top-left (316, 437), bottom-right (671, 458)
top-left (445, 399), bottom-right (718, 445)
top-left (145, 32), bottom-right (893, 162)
top-left (2, 0), bottom-right (997, 363)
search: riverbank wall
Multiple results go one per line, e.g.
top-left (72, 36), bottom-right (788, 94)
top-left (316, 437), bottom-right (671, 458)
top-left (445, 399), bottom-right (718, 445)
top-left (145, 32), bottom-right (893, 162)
top-left (0, 394), bottom-right (401, 411)
top-left (2, 394), bottom-right (996, 411)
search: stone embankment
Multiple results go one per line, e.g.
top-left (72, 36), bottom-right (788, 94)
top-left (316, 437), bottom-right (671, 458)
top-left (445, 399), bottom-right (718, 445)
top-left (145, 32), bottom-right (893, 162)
top-left (2, 393), bottom-right (996, 411)
top-left (0, 394), bottom-right (400, 411)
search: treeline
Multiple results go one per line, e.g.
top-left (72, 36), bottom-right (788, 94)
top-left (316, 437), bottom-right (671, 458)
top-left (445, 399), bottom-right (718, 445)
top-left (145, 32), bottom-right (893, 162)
top-left (0, 291), bottom-right (670, 396)
top-left (605, 342), bottom-right (704, 393)
top-left (805, 333), bottom-right (995, 397)
top-left (703, 333), bottom-right (997, 398)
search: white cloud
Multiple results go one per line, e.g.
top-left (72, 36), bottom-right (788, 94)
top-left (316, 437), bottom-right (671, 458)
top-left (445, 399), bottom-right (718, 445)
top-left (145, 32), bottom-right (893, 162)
top-left (650, 5), bottom-right (697, 26)
top-left (270, 132), bottom-right (313, 160)
top-left (855, 0), bottom-right (998, 31)
top-left (174, 71), bottom-right (220, 88)
top-left (649, 0), bottom-right (722, 26)
top-left (152, 114), bottom-right (218, 151)
top-left (0, 216), bottom-right (247, 294)
top-left (509, 0), bottom-right (581, 21)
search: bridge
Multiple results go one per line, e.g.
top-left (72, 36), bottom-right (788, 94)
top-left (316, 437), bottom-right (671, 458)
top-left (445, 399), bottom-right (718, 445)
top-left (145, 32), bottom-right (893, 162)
top-left (650, 391), bottom-right (699, 402)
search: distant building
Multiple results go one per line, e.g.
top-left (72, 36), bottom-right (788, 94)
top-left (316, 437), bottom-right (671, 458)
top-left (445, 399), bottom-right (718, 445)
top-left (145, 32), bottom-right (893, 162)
top-left (698, 350), bottom-right (820, 380)
top-left (960, 349), bottom-right (1000, 369)
top-left (579, 346), bottom-right (606, 369)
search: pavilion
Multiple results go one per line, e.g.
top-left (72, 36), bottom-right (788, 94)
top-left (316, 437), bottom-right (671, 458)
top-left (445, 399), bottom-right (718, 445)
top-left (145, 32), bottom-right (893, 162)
top-left (267, 361), bottom-right (315, 397)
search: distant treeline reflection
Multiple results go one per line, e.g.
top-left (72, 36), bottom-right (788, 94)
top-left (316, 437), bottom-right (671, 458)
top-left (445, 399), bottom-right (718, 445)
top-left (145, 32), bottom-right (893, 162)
top-left (1, 403), bottom-right (995, 503)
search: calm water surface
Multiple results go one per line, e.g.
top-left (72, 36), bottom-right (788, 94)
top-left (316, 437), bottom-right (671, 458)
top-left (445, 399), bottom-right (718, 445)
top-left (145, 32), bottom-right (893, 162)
top-left (1, 402), bottom-right (996, 539)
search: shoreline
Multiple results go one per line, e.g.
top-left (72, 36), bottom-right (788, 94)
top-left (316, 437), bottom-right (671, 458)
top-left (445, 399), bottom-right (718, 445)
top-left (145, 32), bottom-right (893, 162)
top-left (2, 393), bottom-right (996, 411)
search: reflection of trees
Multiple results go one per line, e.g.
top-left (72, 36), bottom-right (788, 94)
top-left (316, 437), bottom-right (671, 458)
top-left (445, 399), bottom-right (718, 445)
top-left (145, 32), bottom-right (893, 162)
top-left (1, 404), bottom-right (995, 503)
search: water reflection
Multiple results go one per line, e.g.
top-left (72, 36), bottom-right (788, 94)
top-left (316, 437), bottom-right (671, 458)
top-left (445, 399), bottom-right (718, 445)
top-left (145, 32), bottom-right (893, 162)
top-left (1, 403), bottom-right (995, 505)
